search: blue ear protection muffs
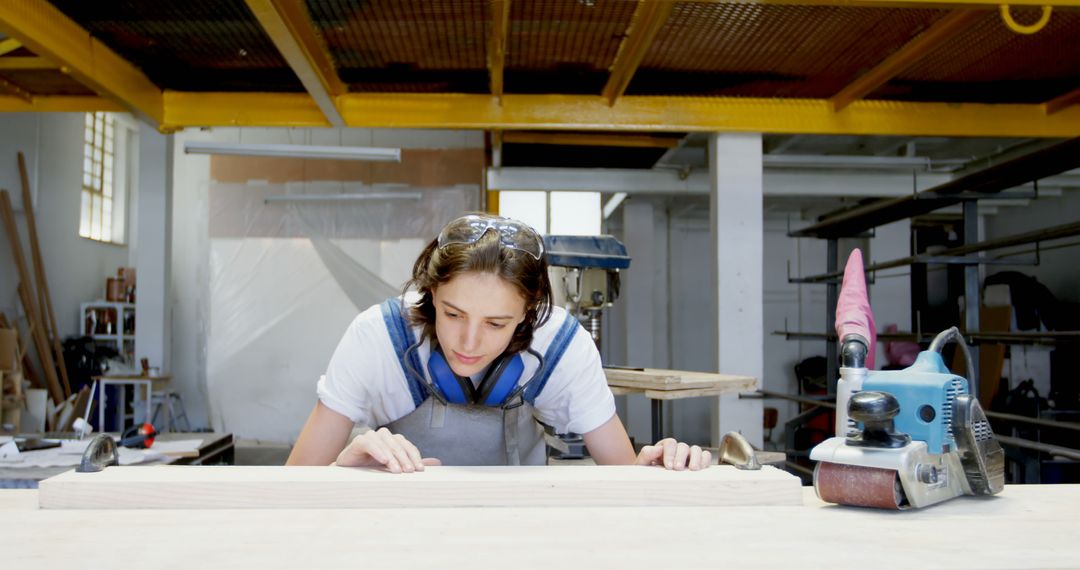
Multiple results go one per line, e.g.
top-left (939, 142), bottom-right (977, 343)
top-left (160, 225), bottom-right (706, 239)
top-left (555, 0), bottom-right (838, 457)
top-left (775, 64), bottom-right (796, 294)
top-left (427, 347), bottom-right (525, 406)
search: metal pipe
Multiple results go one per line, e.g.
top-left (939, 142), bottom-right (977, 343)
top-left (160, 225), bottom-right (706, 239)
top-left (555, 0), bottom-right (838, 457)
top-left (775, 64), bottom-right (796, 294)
top-left (995, 435), bottom-right (1080, 461)
top-left (826, 239), bottom-right (838, 397)
top-left (963, 200), bottom-right (981, 398)
top-left (754, 390), bottom-right (837, 409)
top-left (987, 411), bottom-right (1080, 432)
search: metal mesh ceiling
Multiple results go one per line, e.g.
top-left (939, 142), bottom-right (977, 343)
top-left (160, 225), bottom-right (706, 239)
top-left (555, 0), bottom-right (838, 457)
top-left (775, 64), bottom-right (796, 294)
top-left (504, 0), bottom-right (635, 94)
top-left (307, 0), bottom-right (489, 93)
top-left (46, 0), bottom-right (302, 92)
top-left (630, 3), bottom-right (947, 97)
top-left (7, 0), bottom-right (1076, 105)
top-left (880, 8), bottom-right (1080, 103)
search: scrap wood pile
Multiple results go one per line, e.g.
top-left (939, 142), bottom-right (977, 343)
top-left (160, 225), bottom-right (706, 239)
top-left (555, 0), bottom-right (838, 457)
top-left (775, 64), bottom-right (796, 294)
top-left (1, 152), bottom-right (88, 432)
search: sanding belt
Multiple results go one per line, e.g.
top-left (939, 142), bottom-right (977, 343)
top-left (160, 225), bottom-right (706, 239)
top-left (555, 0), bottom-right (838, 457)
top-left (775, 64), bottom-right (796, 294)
top-left (816, 462), bottom-right (905, 510)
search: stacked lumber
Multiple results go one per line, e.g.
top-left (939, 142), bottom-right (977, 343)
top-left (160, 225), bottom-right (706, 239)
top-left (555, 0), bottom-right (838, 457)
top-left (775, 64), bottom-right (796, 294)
top-left (0, 152), bottom-right (72, 414)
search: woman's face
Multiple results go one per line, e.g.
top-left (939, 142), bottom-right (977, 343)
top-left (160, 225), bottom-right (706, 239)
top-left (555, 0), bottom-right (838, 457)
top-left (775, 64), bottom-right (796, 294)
top-left (432, 271), bottom-right (527, 377)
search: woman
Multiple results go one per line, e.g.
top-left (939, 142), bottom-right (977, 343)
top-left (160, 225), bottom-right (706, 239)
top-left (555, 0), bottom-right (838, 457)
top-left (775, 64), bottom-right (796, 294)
top-left (288, 213), bottom-right (711, 472)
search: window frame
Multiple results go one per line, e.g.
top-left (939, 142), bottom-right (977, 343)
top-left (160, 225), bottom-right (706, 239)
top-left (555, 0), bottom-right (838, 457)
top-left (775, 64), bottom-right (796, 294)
top-left (80, 112), bottom-right (134, 245)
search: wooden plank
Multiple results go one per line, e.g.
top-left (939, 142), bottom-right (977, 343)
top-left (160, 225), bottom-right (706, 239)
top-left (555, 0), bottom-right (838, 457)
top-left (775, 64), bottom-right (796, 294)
top-left (38, 465), bottom-right (803, 509)
top-left (6, 486), bottom-right (1080, 569)
top-left (18, 152), bottom-right (71, 397)
top-left (610, 385), bottom-right (759, 400)
top-left (0, 190), bottom-right (63, 403)
top-left (605, 367), bottom-right (757, 391)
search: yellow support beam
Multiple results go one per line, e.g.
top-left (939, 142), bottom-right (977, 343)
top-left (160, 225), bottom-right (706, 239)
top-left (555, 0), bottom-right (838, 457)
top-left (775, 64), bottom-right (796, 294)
top-left (1045, 87), bottom-right (1080, 115)
top-left (831, 10), bottom-right (985, 111)
top-left (162, 91), bottom-right (330, 129)
top-left (697, 0), bottom-right (1080, 8)
top-left (159, 92), bottom-right (1080, 138)
top-left (0, 95), bottom-right (122, 112)
top-left (0, 56), bottom-right (56, 70)
top-left (0, 76), bottom-right (32, 102)
top-left (601, 1), bottom-right (674, 106)
top-left (502, 131), bottom-right (681, 148)
top-left (244, 0), bottom-right (347, 127)
top-left (0, 38), bottom-right (22, 56)
top-left (488, 0), bottom-right (510, 100)
top-left (0, 0), bottom-right (163, 124)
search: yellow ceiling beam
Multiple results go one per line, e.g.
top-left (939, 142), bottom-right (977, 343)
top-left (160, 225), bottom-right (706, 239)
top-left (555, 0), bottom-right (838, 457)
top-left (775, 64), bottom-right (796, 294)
top-left (830, 10), bottom-right (985, 111)
top-left (244, 0), bottom-right (347, 127)
top-left (0, 76), bottom-right (32, 102)
top-left (163, 91), bottom-right (330, 128)
top-left (1045, 87), bottom-right (1080, 115)
top-left (0, 95), bottom-right (122, 112)
top-left (0, 0), bottom-right (163, 124)
top-left (602, 1), bottom-right (674, 106)
top-left (488, 0), bottom-right (510, 100)
top-left (502, 131), bottom-right (682, 148)
top-left (0, 38), bottom-right (22, 56)
top-left (697, 0), bottom-right (1080, 7)
top-left (157, 92), bottom-right (1080, 138)
top-left (0, 56), bottom-right (56, 70)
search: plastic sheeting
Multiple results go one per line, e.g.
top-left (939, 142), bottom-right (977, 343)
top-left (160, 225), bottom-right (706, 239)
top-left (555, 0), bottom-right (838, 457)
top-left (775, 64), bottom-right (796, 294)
top-left (206, 182), bottom-right (475, 440)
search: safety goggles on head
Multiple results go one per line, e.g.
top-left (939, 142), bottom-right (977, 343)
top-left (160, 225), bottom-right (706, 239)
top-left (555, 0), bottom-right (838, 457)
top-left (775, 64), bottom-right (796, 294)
top-left (437, 214), bottom-right (545, 260)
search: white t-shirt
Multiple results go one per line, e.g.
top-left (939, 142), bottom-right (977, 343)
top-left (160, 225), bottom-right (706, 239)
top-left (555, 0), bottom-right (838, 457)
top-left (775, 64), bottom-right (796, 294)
top-left (316, 298), bottom-right (616, 435)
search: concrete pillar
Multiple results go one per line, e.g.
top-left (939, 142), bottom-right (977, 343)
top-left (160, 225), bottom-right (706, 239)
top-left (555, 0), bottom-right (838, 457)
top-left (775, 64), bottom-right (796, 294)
top-left (134, 124), bottom-right (173, 373)
top-left (708, 133), bottom-right (764, 448)
top-left (620, 198), bottom-right (655, 443)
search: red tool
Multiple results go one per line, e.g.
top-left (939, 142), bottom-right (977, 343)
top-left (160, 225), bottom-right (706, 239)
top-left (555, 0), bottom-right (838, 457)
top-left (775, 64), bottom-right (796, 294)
top-left (120, 422), bottom-right (157, 448)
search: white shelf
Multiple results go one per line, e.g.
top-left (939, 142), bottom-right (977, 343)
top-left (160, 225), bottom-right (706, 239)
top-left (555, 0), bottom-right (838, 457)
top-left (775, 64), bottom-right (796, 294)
top-left (80, 301), bottom-right (136, 364)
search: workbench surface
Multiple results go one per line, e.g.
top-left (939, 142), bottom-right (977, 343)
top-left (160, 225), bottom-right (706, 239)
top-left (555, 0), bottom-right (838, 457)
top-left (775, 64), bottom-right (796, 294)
top-left (2, 484), bottom-right (1077, 569)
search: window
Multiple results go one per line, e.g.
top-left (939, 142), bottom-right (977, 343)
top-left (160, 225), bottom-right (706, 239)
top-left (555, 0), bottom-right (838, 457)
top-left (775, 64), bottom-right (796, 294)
top-left (80, 112), bottom-right (127, 243)
top-left (498, 191), bottom-right (601, 235)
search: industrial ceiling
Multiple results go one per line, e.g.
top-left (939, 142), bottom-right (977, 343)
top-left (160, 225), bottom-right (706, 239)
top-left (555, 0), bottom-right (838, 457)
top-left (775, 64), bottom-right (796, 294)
top-left (0, 0), bottom-right (1078, 137)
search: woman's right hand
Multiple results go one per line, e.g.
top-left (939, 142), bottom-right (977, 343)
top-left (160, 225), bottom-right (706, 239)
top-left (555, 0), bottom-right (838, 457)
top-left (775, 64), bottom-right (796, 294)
top-left (334, 427), bottom-right (441, 473)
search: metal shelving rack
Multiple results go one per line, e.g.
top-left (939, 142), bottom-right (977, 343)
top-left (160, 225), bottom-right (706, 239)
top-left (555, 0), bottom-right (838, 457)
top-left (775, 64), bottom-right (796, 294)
top-left (788, 136), bottom-right (1080, 400)
top-left (773, 136), bottom-right (1080, 482)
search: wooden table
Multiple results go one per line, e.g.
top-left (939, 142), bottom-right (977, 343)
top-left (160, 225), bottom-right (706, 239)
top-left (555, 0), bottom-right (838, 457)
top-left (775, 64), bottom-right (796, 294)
top-left (1, 483), bottom-right (1076, 568)
top-left (605, 367), bottom-right (757, 443)
top-left (0, 432), bottom-right (233, 487)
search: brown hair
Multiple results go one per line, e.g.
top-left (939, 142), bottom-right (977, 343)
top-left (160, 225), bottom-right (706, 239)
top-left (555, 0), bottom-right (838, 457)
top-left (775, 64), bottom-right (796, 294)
top-left (405, 230), bottom-right (552, 355)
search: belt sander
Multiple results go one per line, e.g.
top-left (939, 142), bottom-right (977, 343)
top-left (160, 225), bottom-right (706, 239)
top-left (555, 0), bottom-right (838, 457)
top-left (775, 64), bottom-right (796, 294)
top-left (809, 249), bottom-right (1004, 509)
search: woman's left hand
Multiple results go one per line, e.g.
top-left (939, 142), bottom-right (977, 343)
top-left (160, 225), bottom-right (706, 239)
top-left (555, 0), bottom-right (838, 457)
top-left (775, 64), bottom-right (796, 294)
top-left (634, 438), bottom-right (711, 471)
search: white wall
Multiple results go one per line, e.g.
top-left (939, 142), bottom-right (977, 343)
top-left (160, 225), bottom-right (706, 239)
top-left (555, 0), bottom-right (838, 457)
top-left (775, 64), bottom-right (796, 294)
top-left (169, 127), bottom-right (484, 439)
top-left (0, 114), bottom-right (129, 387)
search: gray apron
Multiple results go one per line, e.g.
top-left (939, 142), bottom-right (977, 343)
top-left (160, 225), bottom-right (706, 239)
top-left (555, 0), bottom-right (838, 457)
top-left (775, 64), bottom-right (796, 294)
top-left (384, 397), bottom-right (547, 466)
top-left (378, 297), bottom-right (582, 466)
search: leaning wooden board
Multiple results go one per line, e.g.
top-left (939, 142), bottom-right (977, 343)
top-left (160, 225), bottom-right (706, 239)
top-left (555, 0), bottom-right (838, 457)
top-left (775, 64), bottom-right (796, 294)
top-left (604, 367), bottom-right (757, 392)
top-left (38, 465), bottom-right (801, 509)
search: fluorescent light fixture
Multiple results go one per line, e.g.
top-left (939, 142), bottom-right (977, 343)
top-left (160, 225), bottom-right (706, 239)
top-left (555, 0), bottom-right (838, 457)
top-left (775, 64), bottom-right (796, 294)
top-left (264, 192), bottom-right (421, 204)
top-left (183, 141), bottom-right (401, 162)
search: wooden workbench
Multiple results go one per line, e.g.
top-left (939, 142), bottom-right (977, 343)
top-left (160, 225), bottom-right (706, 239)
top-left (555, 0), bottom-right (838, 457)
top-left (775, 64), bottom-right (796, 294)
top-left (605, 367), bottom-right (757, 442)
top-left (1, 482), bottom-right (1076, 569)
